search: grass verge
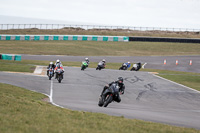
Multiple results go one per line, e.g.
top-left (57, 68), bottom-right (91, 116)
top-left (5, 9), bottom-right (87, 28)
top-left (0, 60), bottom-right (36, 73)
top-left (143, 69), bottom-right (200, 92)
top-left (0, 83), bottom-right (199, 133)
top-left (0, 41), bottom-right (199, 56)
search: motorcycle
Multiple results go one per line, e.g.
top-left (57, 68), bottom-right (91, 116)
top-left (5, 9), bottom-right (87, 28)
top-left (119, 63), bottom-right (128, 70)
top-left (48, 67), bottom-right (54, 80)
top-left (130, 63), bottom-right (142, 71)
top-left (96, 62), bottom-right (105, 70)
top-left (98, 83), bottom-right (120, 107)
top-left (81, 61), bottom-right (88, 71)
top-left (55, 68), bottom-right (64, 83)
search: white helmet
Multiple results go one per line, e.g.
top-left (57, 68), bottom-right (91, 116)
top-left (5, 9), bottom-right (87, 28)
top-left (56, 59), bottom-right (60, 63)
top-left (85, 58), bottom-right (88, 61)
top-left (102, 59), bottom-right (106, 62)
top-left (50, 62), bottom-right (53, 65)
top-left (128, 61), bottom-right (130, 64)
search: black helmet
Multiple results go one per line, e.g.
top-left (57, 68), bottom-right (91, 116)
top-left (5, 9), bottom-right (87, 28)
top-left (118, 77), bottom-right (123, 83)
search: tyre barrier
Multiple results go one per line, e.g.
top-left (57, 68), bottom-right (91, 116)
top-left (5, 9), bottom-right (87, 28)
top-left (1, 35), bottom-right (199, 43)
top-left (0, 35), bottom-right (129, 42)
top-left (0, 54), bottom-right (21, 61)
top-left (129, 36), bottom-right (200, 43)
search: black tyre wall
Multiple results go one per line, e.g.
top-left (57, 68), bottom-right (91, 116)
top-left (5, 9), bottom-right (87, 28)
top-left (129, 37), bottom-right (200, 43)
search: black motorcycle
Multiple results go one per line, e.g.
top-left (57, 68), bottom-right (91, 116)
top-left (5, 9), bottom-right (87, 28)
top-left (98, 83), bottom-right (120, 107)
top-left (96, 62), bottom-right (105, 70)
top-left (130, 63), bottom-right (142, 71)
top-left (55, 68), bottom-right (64, 83)
top-left (47, 67), bottom-right (54, 80)
top-left (119, 63), bottom-right (128, 70)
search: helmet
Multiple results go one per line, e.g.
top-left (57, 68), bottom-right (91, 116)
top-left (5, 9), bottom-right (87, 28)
top-left (102, 59), bottom-right (106, 62)
top-left (85, 58), bottom-right (89, 61)
top-left (50, 62), bottom-right (53, 65)
top-left (118, 77), bottom-right (123, 83)
top-left (128, 61), bottom-right (130, 64)
top-left (56, 59), bottom-right (60, 63)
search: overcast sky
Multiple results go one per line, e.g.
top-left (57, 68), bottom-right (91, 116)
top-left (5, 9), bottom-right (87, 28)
top-left (0, 0), bottom-right (200, 29)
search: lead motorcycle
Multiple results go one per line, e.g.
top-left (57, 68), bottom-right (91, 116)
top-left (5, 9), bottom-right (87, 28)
top-left (130, 62), bottom-right (142, 71)
top-left (98, 83), bottom-right (120, 107)
top-left (55, 68), bottom-right (64, 83)
top-left (48, 67), bottom-right (54, 80)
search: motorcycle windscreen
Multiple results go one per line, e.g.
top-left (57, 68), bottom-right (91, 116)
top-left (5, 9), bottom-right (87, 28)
top-left (110, 83), bottom-right (119, 94)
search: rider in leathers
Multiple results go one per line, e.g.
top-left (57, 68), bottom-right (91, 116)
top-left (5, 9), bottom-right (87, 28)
top-left (54, 64), bottom-right (64, 79)
top-left (98, 59), bottom-right (106, 69)
top-left (85, 58), bottom-right (90, 67)
top-left (101, 77), bottom-right (125, 103)
top-left (47, 62), bottom-right (55, 76)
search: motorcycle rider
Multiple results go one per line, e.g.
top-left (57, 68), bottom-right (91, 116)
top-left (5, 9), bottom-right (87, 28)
top-left (85, 57), bottom-right (90, 67)
top-left (125, 61), bottom-right (131, 69)
top-left (54, 63), bottom-right (65, 79)
top-left (55, 59), bottom-right (63, 67)
top-left (132, 62), bottom-right (141, 71)
top-left (100, 77), bottom-right (125, 103)
top-left (97, 59), bottom-right (106, 69)
top-left (47, 62), bottom-right (55, 76)
top-left (120, 61), bottom-right (131, 70)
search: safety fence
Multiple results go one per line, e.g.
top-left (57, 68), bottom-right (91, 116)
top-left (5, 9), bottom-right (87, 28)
top-left (1, 24), bottom-right (200, 32)
top-left (0, 35), bottom-right (129, 42)
top-left (0, 54), bottom-right (21, 61)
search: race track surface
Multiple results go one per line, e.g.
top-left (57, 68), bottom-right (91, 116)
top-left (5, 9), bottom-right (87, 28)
top-left (22, 55), bottom-right (200, 73)
top-left (1, 67), bottom-right (200, 129)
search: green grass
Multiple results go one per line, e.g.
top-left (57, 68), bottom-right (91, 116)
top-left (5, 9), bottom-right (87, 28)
top-left (0, 60), bottom-right (36, 73)
top-left (0, 41), bottom-right (199, 56)
top-left (0, 60), bottom-right (121, 72)
top-left (0, 83), bottom-right (199, 133)
top-left (143, 69), bottom-right (200, 91)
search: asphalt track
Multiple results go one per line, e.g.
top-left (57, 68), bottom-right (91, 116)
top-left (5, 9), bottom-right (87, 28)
top-left (1, 67), bottom-right (200, 129)
top-left (22, 55), bottom-right (200, 73)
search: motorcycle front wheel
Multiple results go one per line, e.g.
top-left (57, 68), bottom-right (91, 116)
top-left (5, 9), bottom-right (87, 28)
top-left (98, 97), bottom-right (104, 107)
top-left (103, 95), bottom-right (113, 107)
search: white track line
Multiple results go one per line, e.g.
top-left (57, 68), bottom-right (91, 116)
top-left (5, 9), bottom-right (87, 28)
top-left (49, 80), bottom-right (64, 108)
top-left (50, 80), bottom-right (53, 103)
top-left (152, 74), bottom-right (200, 94)
top-left (142, 63), bottom-right (147, 69)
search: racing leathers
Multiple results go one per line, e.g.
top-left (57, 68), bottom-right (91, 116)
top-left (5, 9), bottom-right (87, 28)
top-left (47, 64), bottom-right (55, 76)
top-left (54, 65), bottom-right (64, 79)
top-left (101, 81), bottom-right (125, 103)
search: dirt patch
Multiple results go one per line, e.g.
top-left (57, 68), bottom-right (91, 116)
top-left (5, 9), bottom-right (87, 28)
top-left (42, 97), bottom-right (50, 103)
